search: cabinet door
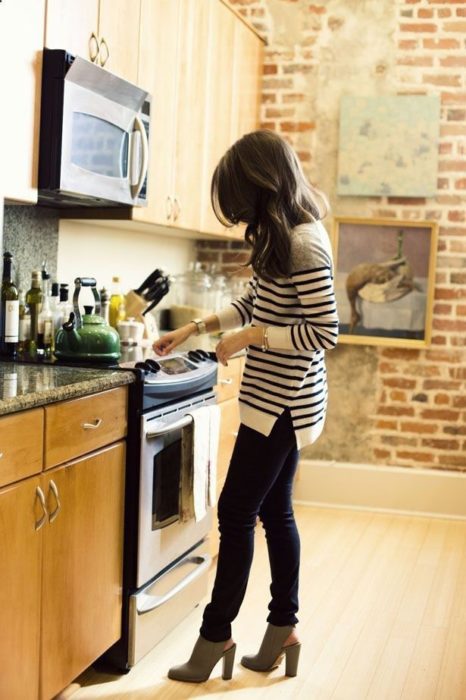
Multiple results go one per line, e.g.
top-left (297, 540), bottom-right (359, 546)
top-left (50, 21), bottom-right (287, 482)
top-left (45, 0), bottom-right (99, 61)
top-left (231, 20), bottom-right (263, 142)
top-left (40, 443), bottom-right (126, 700)
top-left (209, 397), bottom-right (240, 558)
top-left (0, 0), bottom-right (45, 202)
top-left (133, 0), bottom-right (181, 226)
top-left (0, 478), bottom-right (42, 700)
top-left (172, 0), bottom-right (210, 232)
top-left (200, 0), bottom-right (236, 235)
top-left (98, 0), bottom-right (141, 83)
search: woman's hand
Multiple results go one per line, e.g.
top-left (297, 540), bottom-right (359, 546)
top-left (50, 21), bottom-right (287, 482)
top-left (152, 323), bottom-right (195, 356)
top-left (215, 328), bottom-right (253, 366)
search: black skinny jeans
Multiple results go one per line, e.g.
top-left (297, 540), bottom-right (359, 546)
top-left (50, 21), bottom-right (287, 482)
top-left (200, 408), bottom-right (300, 642)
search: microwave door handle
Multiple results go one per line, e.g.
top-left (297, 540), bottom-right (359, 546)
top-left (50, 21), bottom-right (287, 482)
top-left (145, 413), bottom-right (193, 439)
top-left (130, 115), bottom-right (149, 199)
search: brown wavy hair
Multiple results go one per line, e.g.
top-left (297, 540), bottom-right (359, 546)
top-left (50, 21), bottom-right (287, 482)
top-left (211, 130), bottom-right (328, 281)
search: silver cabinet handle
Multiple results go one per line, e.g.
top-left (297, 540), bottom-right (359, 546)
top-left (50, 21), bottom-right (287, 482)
top-left (99, 36), bottom-right (110, 67)
top-left (82, 418), bottom-right (103, 430)
top-left (89, 32), bottom-right (99, 62)
top-left (166, 196), bottom-right (173, 220)
top-left (173, 196), bottom-right (180, 222)
top-left (136, 554), bottom-right (211, 615)
top-left (35, 487), bottom-right (48, 531)
top-left (48, 480), bottom-right (61, 523)
top-left (146, 414), bottom-right (192, 439)
top-left (220, 378), bottom-right (232, 386)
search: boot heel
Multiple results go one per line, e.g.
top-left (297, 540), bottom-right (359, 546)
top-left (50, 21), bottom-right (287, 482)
top-left (284, 643), bottom-right (301, 677)
top-left (222, 644), bottom-right (236, 680)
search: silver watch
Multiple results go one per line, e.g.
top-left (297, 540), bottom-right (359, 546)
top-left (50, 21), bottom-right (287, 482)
top-left (191, 318), bottom-right (207, 335)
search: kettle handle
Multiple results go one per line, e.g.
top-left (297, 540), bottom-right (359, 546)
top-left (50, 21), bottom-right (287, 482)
top-left (73, 278), bottom-right (101, 328)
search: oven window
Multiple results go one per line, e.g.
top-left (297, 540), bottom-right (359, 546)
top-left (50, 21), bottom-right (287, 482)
top-left (152, 438), bottom-right (182, 530)
top-left (71, 112), bottom-right (129, 178)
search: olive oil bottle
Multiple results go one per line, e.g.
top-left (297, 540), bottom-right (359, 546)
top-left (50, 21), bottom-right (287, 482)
top-left (26, 270), bottom-right (43, 354)
top-left (0, 252), bottom-right (19, 357)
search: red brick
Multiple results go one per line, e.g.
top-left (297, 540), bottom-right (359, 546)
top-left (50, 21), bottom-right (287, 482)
top-left (455, 178), bottom-right (466, 189)
top-left (390, 390), bottom-right (407, 402)
top-left (308, 4), bottom-right (326, 13)
top-left (438, 8), bottom-right (452, 17)
top-left (457, 7), bottom-right (466, 16)
top-left (396, 451), bottom-right (434, 463)
top-left (398, 40), bottom-right (419, 49)
top-left (435, 287), bottom-right (466, 299)
top-left (261, 93), bottom-right (276, 104)
top-left (444, 425), bottom-right (466, 435)
top-left (263, 64), bottom-right (278, 75)
top-left (382, 435), bottom-right (417, 447)
top-left (374, 449), bottom-right (391, 460)
top-left (434, 303), bottom-right (452, 315)
top-left (423, 74), bottom-right (462, 87)
top-left (439, 161), bottom-right (466, 172)
top-left (440, 56), bottom-right (466, 67)
top-left (378, 406), bottom-right (415, 417)
top-left (260, 121), bottom-right (276, 130)
top-left (440, 455), bottom-right (466, 468)
top-left (423, 38), bottom-right (460, 49)
top-left (452, 395), bottom-right (466, 408)
top-left (280, 121), bottom-right (315, 132)
top-left (441, 91), bottom-right (466, 104)
top-left (434, 393), bottom-right (450, 405)
top-left (265, 107), bottom-right (294, 118)
top-left (401, 22), bottom-right (437, 31)
top-left (443, 21), bottom-right (466, 31)
top-left (397, 56), bottom-right (434, 66)
top-left (420, 408), bottom-right (460, 421)
top-left (449, 366), bottom-right (466, 380)
top-left (381, 348), bottom-right (421, 360)
top-left (376, 419), bottom-right (398, 430)
top-left (400, 421), bottom-right (438, 434)
top-left (283, 64), bottom-right (314, 75)
top-left (422, 438), bottom-right (460, 450)
top-left (403, 364), bottom-right (441, 378)
top-left (282, 93), bottom-right (306, 104)
top-left (418, 8), bottom-right (434, 17)
top-left (425, 349), bottom-right (464, 362)
top-left (383, 377), bottom-right (417, 389)
top-left (451, 272), bottom-right (466, 284)
top-left (379, 361), bottom-right (398, 373)
top-left (457, 305), bottom-right (466, 315)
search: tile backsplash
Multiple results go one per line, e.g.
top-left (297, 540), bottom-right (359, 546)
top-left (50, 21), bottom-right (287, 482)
top-left (3, 205), bottom-right (59, 291)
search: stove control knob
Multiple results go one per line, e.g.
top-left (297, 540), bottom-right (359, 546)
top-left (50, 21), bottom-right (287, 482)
top-left (196, 349), bottom-right (210, 360)
top-left (187, 350), bottom-right (200, 363)
top-left (135, 361), bottom-right (149, 373)
top-left (145, 359), bottom-right (161, 373)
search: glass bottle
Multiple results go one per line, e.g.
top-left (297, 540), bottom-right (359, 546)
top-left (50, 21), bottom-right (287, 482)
top-left (26, 270), bottom-right (43, 354)
top-left (109, 276), bottom-right (126, 328)
top-left (100, 287), bottom-right (110, 324)
top-left (38, 288), bottom-right (54, 356)
top-left (18, 290), bottom-right (31, 356)
top-left (0, 252), bottom-right (19, 358)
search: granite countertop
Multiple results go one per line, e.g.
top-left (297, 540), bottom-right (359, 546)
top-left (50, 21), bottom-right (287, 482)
top-left (0, 362), bottom-right (136, 416)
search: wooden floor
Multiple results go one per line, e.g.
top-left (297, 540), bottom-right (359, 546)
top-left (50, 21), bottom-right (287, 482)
top-left (68, 506), bottom-right (466, 700)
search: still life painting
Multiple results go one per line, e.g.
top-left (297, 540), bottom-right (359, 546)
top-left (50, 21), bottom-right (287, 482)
top-left (332, 218), bottom-right (438, 348)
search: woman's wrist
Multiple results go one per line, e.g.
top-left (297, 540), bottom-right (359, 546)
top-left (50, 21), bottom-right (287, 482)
top-left (246, 326), bottom-right (265, 346)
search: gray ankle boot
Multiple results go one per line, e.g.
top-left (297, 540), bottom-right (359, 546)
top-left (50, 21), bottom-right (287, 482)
top-left (241, 623), bottom-right (301, 677)
top-left (168, 635), bottom-right (236, 683)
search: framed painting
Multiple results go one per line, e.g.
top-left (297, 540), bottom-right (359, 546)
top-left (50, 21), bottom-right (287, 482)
top-left (332, 217), bottom-right (438, 348)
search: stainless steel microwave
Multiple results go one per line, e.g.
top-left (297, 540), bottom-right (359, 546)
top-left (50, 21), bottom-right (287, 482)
top-left (38, 49), bottom-right (150, 208)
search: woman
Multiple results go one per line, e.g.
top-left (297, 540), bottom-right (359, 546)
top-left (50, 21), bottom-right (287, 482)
top-left (153, 130), bottom-right (339, 683)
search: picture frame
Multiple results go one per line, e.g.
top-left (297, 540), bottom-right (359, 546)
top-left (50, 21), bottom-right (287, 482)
top-left (332, 217), bottom-right (438, 349)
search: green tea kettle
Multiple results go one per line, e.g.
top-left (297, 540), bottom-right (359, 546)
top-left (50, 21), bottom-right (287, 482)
top-left (54, 277), bottom-right (121, 363)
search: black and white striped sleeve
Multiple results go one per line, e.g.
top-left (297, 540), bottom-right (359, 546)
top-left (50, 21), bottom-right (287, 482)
top-left (215, 277), bottom-right (256, 331)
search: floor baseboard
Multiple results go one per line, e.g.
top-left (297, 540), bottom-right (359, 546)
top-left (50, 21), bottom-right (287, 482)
top-left (294, 460), bottom-right (466, 520)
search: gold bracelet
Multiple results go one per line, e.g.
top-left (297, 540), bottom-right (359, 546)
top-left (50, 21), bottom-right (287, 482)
top-left (261, 326), bottom-right (269, 352)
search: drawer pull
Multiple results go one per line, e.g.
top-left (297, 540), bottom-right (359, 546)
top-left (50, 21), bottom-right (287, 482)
top-left (82, 418), bottom-right (103, 430)
top-left (35, 487), bottom-right (48, 531)
top-left (48, 480), bottom-right (61, 523)
top-left (220, 378), bottom-right (233, 386)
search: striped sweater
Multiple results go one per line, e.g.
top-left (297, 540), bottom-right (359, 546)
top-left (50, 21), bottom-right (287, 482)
top-left (216, 221), bottom-right (339, 449)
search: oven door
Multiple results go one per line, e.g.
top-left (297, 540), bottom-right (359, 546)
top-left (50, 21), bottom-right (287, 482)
top-left (138, 395), bottom-right (215, 588)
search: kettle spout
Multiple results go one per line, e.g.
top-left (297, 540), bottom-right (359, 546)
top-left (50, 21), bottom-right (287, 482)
top-left (62, 312), bottom-right (82, 352)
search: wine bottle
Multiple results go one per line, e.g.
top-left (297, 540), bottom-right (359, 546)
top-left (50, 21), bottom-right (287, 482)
top-left (18, 290), bottom-right (31, 356)
top-left (0, 252), bottom-right (19, 358)
top-left (26, 270), bottom-right (43, 354)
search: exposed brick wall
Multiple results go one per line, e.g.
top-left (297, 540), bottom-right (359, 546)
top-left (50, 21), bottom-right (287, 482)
top-left (197, 0), bottom-right (466, 472)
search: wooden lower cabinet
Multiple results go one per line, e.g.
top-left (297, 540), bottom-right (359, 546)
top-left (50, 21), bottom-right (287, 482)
top-left (0, 477), bottom-right (43, 700)
top-left (40, 442), bottom-right (126, 700)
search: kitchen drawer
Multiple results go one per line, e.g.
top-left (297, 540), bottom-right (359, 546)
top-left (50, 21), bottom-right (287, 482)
top-left (215, 356), bottom-right (242, 403)
top-left (0, 409), bottom-right (44, 488)
top-left (44, 387), bottom-right (128, 469)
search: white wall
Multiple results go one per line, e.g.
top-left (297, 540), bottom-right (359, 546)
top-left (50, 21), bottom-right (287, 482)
top-left (57, 220), bottom-right (195, 299)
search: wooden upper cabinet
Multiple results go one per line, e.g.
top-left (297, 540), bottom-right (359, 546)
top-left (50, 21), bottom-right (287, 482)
top-left (45, 0), bottom-right (140, 82)
top-left (0, 477), bottom-right (43, 700)
top-left (200, 0), bottom-right (237, 235)
top-left (134, 0), bottom-right (181, 227)
top-left (45, 0), bottom-right (99, 61)
top-left (0, 0), bottom-right (45, 203)
top-left (97, 0), bottom-right (140, 83)
top-left (173, 0), bottom-right (210, 232)
top-left (231, 18), bottom-right (263, 141)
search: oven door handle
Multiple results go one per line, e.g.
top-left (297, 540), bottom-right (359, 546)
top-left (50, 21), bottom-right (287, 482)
top-left (136, 554), bottom-right (212, 615)
top-left (145, 413), bottom-right (193, 439)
